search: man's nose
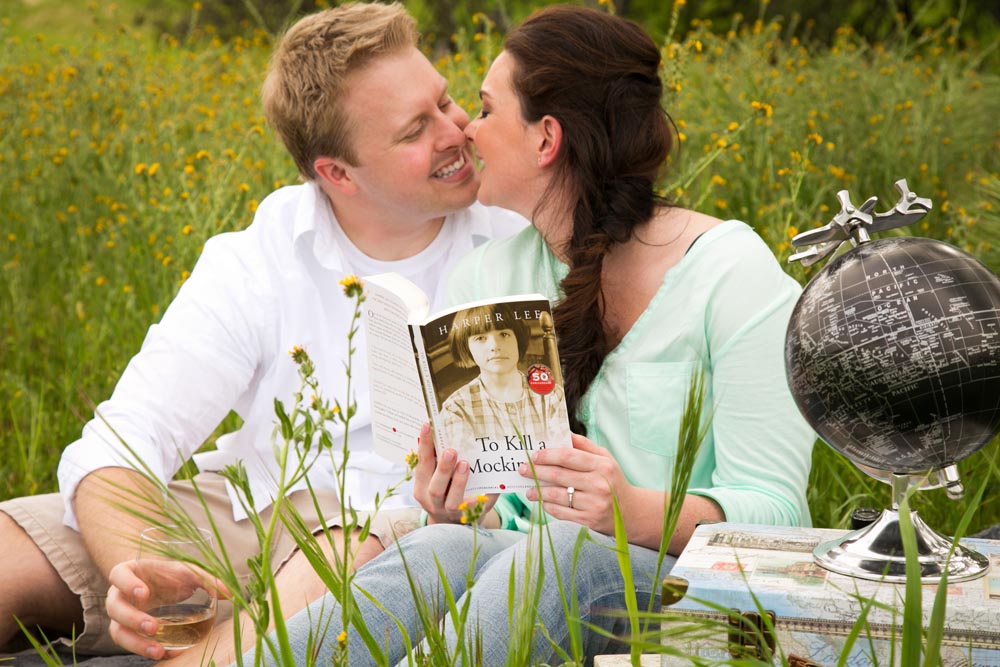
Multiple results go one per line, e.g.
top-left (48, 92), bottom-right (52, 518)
top-left (437, 109), bottom-right (468, 149)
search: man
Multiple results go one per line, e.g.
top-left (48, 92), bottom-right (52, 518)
top-left (0, 2), bottom-right (524, 662)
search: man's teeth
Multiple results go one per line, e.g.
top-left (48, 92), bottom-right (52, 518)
top-left (433, 153), bottom-right (465, 178)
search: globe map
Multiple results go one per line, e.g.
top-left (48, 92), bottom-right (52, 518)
top-left (785, 236), bottom-right (1000, 472)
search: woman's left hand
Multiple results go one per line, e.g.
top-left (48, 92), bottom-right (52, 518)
top-left (520, 433), bottom-right (634, 536)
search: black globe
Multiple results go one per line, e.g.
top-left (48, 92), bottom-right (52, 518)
top-left (785, 237), bottom-right (1000, 472)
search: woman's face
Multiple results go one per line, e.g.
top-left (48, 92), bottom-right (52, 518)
top-left (468, 329), bottom-right (520, 375)
top-left (464, 51), bottom-right (542, 216)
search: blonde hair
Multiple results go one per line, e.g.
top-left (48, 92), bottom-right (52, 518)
top-left (262, 2), bottom-right (418, 180)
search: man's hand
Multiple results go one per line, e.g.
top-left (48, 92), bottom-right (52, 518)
top-left (412, 424), bottom-right (498, 525)
top-left (107, 558), bottom-right (225, 659)
top-left (74, 467), bottom-right (175, 656)
top-left (106, 560), bottom-right (175, 659)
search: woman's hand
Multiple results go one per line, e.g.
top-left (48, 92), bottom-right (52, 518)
top-left (520, 433), bottom-right (637, 537)
top-left (412, 423), bottom-right (498, 525)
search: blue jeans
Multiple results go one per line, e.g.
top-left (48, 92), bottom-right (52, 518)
top-left (241, 521), bottom-right (675, 666)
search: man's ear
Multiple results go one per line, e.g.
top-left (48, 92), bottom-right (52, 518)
top-left (536, 115), bottom-right (563, 168)
top-left (314, 157), bottom-right (358, 195)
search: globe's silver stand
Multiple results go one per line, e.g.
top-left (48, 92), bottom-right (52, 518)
top-left (813, 469), bottom-right (991, 583)
top-left (789, 179), bottom-right (994, 583)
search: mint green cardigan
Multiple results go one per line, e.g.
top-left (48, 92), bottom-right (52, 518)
top-left (444, 220), bottom-right (815, 532)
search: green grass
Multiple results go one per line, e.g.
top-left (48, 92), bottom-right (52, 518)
top-left (1, 2), bottom-right (999, 538)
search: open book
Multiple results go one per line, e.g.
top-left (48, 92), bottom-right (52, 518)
top-left (362, 273), bottom-right (572, 494)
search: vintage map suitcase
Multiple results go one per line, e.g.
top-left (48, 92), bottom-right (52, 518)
top-left (660, 522), bottom-right (1000, 666)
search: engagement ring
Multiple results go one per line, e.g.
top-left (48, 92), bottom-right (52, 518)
top-left (567, 486), bottom-right (575, 509)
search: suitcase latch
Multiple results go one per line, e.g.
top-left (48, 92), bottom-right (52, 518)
top-left (727, 609), bottom-right (776, 659)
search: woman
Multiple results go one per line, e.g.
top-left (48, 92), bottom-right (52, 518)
top-left (254, 5), bottom-right (814, 665)
top-left (440, 303), bottom-right (571, 460)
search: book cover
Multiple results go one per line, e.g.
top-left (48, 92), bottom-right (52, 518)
top-left (363, 273), bottom-right (572, 494)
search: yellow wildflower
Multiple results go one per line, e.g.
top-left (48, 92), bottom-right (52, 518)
top-left (289, 345), bottom-right (309, 365)
top-left (750, 100), bottom-right (774, 118)
top-left (339, 274), bottom-right (364, 298)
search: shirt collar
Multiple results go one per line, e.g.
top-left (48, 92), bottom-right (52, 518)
top-left (291, 181), bottom-right (495, 271)
top-left (291, 181), bottom-right (347, 272)
top-left (447, 202), bottom-right (498, 254)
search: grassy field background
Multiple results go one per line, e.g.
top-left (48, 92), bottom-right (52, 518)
top-left (2, 1), bottom-right (999, 534)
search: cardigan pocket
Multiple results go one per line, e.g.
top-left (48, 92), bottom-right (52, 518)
top-left (626, 361), bottom-right (697, 458)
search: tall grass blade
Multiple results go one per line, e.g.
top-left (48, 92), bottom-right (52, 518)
top-left (897, 491), bottom-right (924, 666)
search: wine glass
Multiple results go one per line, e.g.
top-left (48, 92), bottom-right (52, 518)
top-left (136, 526), bottom-right (218, 650)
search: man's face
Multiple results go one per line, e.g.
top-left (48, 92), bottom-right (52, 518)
top-left (340, 47), bottom-right (480, 223)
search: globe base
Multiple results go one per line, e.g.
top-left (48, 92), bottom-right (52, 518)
top-left (813, 508), bottom-right (990, 584)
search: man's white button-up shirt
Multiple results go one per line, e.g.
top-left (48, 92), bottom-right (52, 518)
top-left (57, 182), bottom-right (526, 528)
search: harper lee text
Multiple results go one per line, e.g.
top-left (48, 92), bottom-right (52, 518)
top-left (438, 308), bottom-right (545, 336)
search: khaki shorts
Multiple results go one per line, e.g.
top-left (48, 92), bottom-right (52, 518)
top-left (0, 473), bottom-right (421, 655)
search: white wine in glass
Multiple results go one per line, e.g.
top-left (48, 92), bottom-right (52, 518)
top-left (137, 526), bottom-right (218, 650)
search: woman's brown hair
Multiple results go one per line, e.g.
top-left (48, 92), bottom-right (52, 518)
top-left (504, 6), bottom-right (673, 433)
